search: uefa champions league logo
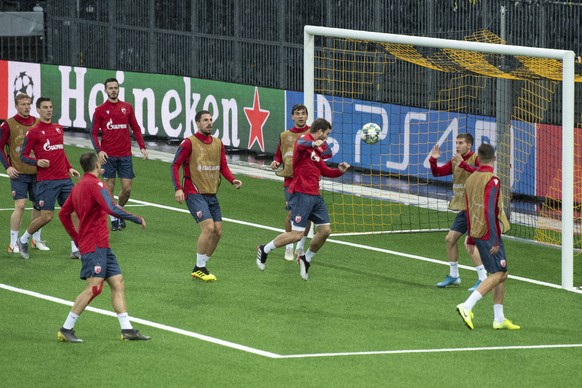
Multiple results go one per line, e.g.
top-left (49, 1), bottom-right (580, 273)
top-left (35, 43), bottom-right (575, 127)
top-left (13, 72), bottom-right (35, 102)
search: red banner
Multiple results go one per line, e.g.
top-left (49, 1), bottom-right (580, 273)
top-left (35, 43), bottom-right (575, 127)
top-left (536, 123), bottom-right (582, 202)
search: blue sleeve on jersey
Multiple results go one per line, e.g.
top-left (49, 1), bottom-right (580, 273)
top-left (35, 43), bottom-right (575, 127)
top-left (171, 145), bottom-right (184, 190)
top-left (90, 119), bottom-right (101, 152)
top-left (296, 137), bottom-right (313, 148)
top-left (321, 143), bottom-right (332, 159)
top-left (99, 187), bottom-right (143, 224)
top-left (20, 137), bottom-right (37, 166)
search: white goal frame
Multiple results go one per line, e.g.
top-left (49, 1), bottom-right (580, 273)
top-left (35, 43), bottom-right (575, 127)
top-left (304, 25), bottom-right (576, 290)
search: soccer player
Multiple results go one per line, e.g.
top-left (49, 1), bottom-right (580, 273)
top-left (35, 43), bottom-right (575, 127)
top-left (256, 118), bottom-right (350, 280)
top-left (91, 78), bottom-right (148, 231)
top-left (0, 93), bottom-right (49, 253)
top-left (17, 97), bottom-right (80, 260)
top-left (171, 110), bottom-right (243, 282)
top-left (270, 104), bottom-right (332, 261)
top-left (429, 133), bottom-right (486, 291)
top-left (57, 152), bottom-right (150, 342)
top-left (456, 143), bottom-right (518, 331)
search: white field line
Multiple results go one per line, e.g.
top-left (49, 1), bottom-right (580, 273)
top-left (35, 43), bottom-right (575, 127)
top-left (1, 150), bottom-right (581, 358)
top-left (0, 283), bottom-right (280, 358)
top-left (2, 283), bottom-right (582, 359)
top-left (276, 343), bottom-right (582, 359)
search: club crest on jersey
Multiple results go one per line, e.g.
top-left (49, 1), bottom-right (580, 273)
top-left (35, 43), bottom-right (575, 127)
top-left (294, 215), bottom-right (302, 224)
top-left (106, 110), bottom-right (110, 114)
top-left (56, 127), bottom-right (61, 134)
top-left (94, 265), bottom-right (102, 274)
top-left (11, 190), bottom-right (16, 198)
top-left (39, 200), bottom-right (44, 207)
top-left (121, 107), bottom-right (127, 115)
top-left (310, 150), bottom-right (320, 162)
top-left (196, 211), bottom-right (203, 219)
top-left (500, 259), bottom-right (506, 268)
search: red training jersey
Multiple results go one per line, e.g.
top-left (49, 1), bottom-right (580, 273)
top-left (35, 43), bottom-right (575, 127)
top-left (171, 132), bottom-right (236, 195)
top-left (273, 126), bottom-right (333, 188)
top-left (91, 100), bottom-right (146, 157)
top-left (288, 133), bottom-right (344, 196)
top-left (429, 150), bottom-right (479, 177)
top-left (20, 121), bottom-right (72, 181)
top-left (59, 173), bottom-right (143, 254)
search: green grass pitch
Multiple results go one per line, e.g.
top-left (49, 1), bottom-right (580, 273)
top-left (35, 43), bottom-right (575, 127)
top-left (1, 144), bottom-right (581, 387)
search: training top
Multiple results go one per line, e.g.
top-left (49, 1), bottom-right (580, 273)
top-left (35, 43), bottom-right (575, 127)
top-left (171, 131), bottom-right (236, 195)
top-left (0, 113), bottom-right (39, 173)
top-left (273, 126), bottom-right (332, 187)
top-left (91, 100), bottom-right (146, 157)
top-left (20, 121), bottom-right (72, 181)
top-left (464, 165), bottom-right (501, 245)
top-left (429, 150), bottom-right (479, 211)
top-left (59, 173), bottom-right (143, 254)
top-left (288, 133), bottom-right (344, 196)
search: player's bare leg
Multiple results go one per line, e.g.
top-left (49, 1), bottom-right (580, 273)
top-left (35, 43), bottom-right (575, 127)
top-left (437, 230), bottom-right (463, 287)
top-left (298, 224), bottom-right (331, 280)
top-left (295, 222), bottom-right (311, 259)
top-left (58, 277), bottom-right (104, 343)
top-left (17, 209), bottom-right (55, 259)
top-left (116, 178), bottom-right (132, 230)
top-left (192, 219), bottom-right (219, 281)
top-left (108, 274), bottom-right (151, 339)
top-left (9, 199), bottom-right (26, 252)
top-left (467, 241), bottom-right (487, 291)
top-left (256, 230), bottom-right (303, 271)
top-left (108, 275), bottom-right (128, 314)
top-left (284, 210), bottom-right (294, 260)
top-left (10, 198), bottom-right (26, 232)
top-left (118, 178), bottom-right (132, 207)
top-left (104, 177), bottom-right (121, 231)
top-left (30, 207), bottom-right (50, 251)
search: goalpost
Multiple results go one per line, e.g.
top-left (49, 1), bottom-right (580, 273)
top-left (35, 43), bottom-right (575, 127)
top-left (303, 25), bottom-right (577, 290)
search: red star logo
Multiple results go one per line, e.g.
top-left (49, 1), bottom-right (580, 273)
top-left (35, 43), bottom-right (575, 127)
top-left (244, 87), bottom-right (270, 151)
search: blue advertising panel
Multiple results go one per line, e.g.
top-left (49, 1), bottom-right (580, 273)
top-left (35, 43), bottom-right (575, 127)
top-left (286, 91), bottom-right (536, 196)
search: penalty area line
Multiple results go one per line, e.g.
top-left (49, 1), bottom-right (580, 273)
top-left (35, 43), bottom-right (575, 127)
top-left (278, 343), bottom-right (582, 359)
top-left (0, 283), bottom-right (281, 359)
top-left (2, 284), bottom-right (580, 359)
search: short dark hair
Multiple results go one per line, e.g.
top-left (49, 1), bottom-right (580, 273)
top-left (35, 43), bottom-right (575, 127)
top-left (195, 110), bottom-right (211, 123)
top-left (291, 104), bottom-right (308, 115)
top-left (477, 143), bottom-right (495, 163)
top-left (457, 133), bottom-right (474, 146)
top-left (79, 152), bottom-right (98, 173)
top-left (104, 78), bottom-right (119, 88)
top-left (36, 97), bottom-right (51, 109)
top-left (310, 118), bottom-right (331, 134)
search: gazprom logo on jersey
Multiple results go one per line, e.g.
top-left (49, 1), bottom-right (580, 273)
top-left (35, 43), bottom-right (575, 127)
top-left (43, 139), bottom-right (64, 151)
top-left (106, 118), bottom-right (128, 130)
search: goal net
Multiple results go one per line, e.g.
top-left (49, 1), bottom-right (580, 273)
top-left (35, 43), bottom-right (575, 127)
top-left (303, 26), bottom-right (580, 289)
